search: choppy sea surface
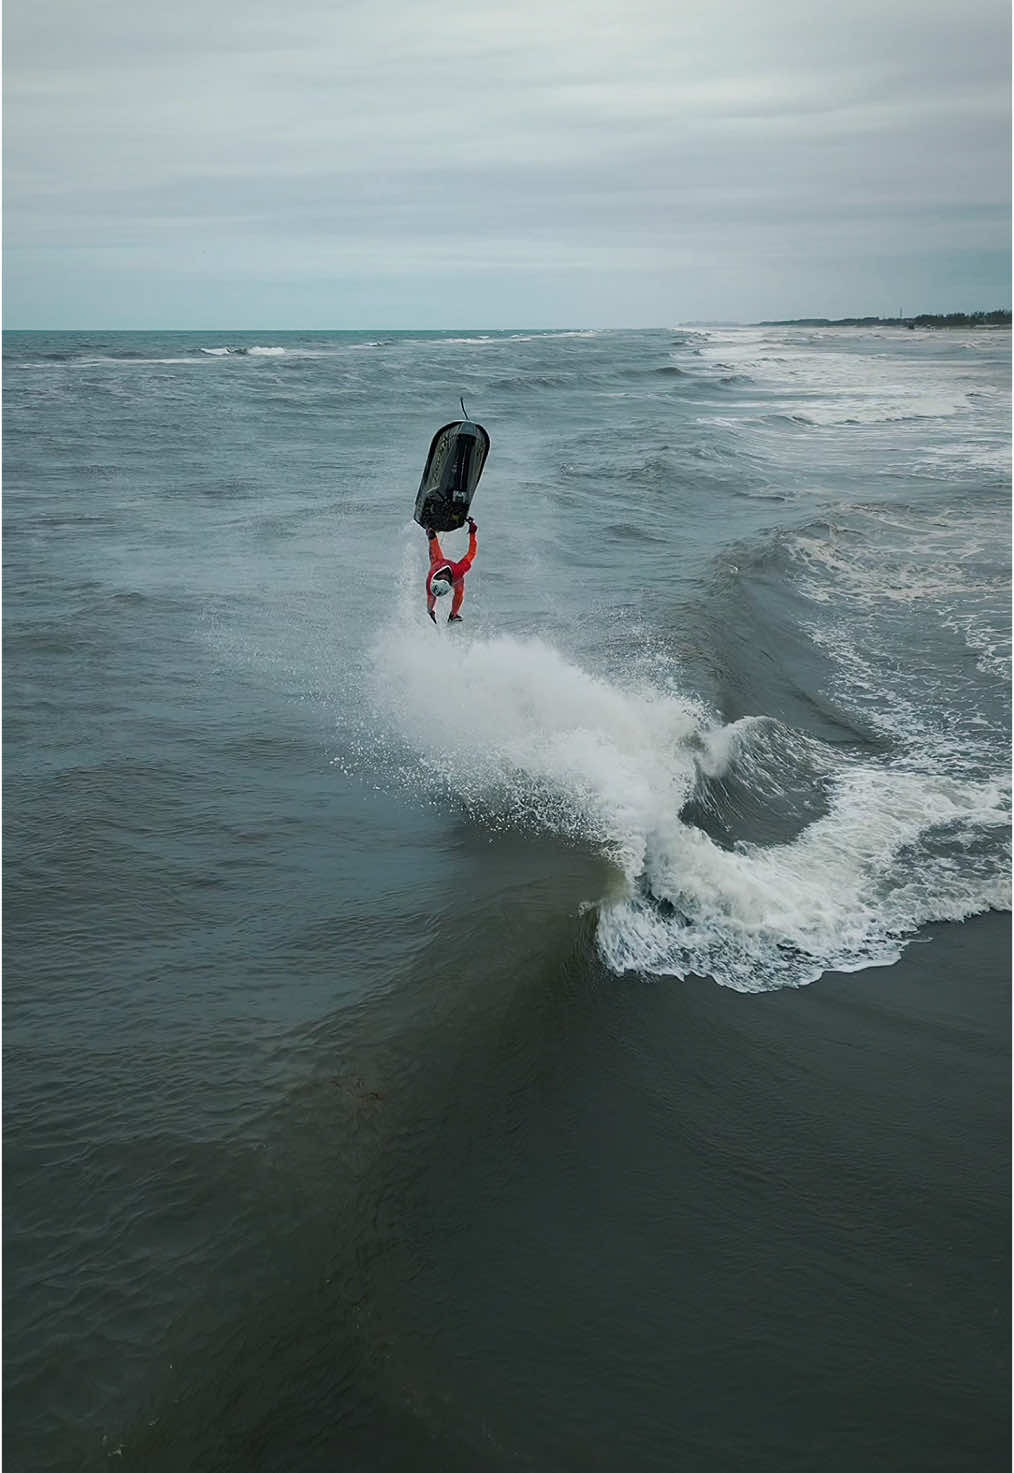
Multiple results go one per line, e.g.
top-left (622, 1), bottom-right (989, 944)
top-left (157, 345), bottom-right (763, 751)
top-left (4, 325), bottom-right (1011, 1471)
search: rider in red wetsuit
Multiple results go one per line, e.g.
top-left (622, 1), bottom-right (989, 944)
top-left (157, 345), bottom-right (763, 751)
top-left (425, 517), bottom-right (477, 623)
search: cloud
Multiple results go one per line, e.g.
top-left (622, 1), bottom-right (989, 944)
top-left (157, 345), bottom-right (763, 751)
top-left (4, 0), bottom-right (1010, 325)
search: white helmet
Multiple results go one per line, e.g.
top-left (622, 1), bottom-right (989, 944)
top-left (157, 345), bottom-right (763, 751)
top-left (431, 574), bottom-right (452, 597)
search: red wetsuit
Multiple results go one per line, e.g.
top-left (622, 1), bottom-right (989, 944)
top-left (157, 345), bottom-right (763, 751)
top-left (426, 527), bottom-right (477, 619)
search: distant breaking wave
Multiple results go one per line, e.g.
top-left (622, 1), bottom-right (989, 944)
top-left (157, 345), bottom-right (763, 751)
top-left (199, 345), bottom-right (287, 357)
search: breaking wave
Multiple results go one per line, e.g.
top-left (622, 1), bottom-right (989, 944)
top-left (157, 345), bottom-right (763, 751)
top-left (357, 546), bottom-right (1010, 993)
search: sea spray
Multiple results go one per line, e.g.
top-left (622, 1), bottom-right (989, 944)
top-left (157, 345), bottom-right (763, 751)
top-left (368, 564), bottom-right (705, 878)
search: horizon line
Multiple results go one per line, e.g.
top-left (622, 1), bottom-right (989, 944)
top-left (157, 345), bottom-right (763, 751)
top-left (4, 311), bottom-right (1009, 333)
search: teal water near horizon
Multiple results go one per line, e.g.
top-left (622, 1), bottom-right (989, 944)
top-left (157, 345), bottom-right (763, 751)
top-left (4, 324), bottom-right (1010, 1470)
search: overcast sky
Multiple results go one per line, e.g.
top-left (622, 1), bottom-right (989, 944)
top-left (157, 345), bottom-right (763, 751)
top-left (4, 0), bottom-right (1010, 327)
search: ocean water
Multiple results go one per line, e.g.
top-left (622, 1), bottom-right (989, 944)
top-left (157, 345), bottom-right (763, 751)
top-left (4, 324), bottom-right (1010, 1471)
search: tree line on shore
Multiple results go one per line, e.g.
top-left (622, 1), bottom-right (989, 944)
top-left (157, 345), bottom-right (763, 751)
top-left (756, 310), bottom-right (1011, 328)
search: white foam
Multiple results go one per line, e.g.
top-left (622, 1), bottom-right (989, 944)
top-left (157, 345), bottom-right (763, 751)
top-left (199, 344), bottom-right (286, 357)
top-left (787, 507), bottom-right (1012, 694)
top-left (597, 763), bottom-right (1010, 991)
top-left (942, 611), bottom-right (1012, 680)
top-left (696, 327), bottom-right (1009, 429)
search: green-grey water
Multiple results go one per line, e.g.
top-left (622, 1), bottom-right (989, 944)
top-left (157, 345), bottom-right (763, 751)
top-left (4, 326), bottom-right (1010, 1470)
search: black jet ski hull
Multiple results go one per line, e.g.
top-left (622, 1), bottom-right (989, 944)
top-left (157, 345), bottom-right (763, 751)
top-left (413, 419), bottom-right (491, 532)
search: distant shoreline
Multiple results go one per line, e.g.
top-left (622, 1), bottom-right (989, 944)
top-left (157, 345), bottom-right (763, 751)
top-left (753, 311), bottom-right (1012, 329)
